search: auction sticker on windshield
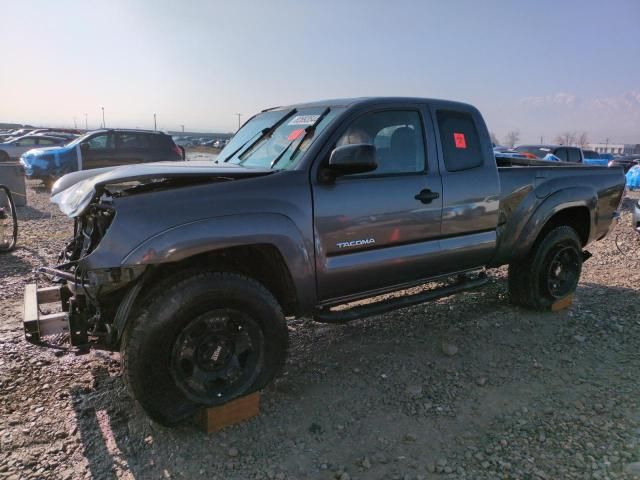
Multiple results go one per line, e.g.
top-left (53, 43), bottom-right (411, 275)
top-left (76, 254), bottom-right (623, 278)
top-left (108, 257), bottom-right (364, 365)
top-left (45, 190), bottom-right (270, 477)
top-left (288, 115), bottom-right (320, 126)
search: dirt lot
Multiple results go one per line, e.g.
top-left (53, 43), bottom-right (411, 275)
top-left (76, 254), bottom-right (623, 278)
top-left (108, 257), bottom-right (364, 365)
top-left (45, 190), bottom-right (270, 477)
top-left (2, 182), bottom-right (640, 480)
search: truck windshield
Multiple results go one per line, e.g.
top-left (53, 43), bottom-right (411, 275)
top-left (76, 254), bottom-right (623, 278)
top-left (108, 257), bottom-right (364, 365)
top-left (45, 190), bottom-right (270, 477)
top-left (220, 107), bottom-right (341, 169)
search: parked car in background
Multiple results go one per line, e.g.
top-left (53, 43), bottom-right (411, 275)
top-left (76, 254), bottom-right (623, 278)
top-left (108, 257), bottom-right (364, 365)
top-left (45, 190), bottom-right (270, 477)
top-left (599, 153), bottom-right (616, 162)
top-left (608, 155), bottom-right (640, 173)
top-left (20, 129), bottom-right (184, 187)
top-left (34, 131), bottom-right (78, 142)
top-left (0, 135), bottom-right (66, 161)
top-left (582, 150), bottom-right (610, 166)
top-left (514, 144), bottom-right (584, 163)
top-left (173, 137), bottom-right (194, 148)
top-left (6, 128), bottom-right (36, 138)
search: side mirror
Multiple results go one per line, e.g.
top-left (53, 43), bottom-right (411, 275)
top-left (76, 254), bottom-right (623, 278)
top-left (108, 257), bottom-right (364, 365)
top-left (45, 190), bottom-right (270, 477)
top-left (327, 144), bottom-right (377, 177)
top-left (80, 142), bottom-right (90, 151)
top-left (14, 142), bottom-right (21, 147)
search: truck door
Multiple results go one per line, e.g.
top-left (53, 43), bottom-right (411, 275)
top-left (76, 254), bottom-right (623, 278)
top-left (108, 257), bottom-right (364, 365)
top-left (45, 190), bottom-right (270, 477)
top-left (433, 107), bottom-right (500, 271)
top-left (312, 106), bottom-right (444, 301)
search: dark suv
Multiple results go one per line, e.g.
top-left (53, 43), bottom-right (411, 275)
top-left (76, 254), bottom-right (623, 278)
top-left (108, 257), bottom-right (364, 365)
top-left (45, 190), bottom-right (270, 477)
top-left (20, 129), bottom-right (184, 187)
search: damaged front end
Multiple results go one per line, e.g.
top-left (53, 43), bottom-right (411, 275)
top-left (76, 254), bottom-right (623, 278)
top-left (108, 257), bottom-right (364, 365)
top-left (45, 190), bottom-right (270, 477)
top-left (23, 161), bottom-right (275, 352)
top-left (24, 195), bottom-right (145, 352)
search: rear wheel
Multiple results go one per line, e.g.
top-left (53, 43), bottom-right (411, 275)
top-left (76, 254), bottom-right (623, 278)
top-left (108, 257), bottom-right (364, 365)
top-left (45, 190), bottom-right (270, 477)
top-left (121, 271), bottom-right (289, 426)
top-left (508, 226), bottom-right (583, 310)
top-left (0, 151), bottom-right (9, 162)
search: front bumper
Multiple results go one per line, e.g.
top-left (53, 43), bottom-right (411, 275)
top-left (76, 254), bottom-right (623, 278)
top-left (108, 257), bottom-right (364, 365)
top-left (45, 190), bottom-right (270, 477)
top-left (23, 283), bottom-right (88, 349)
top-left (21, 164), bottom-right (48, 180)
top-left (23, 284), bottom-right (70, 344)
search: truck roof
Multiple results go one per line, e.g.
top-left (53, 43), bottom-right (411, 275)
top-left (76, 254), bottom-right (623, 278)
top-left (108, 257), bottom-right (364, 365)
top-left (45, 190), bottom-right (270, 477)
top-left (263, 96), bottom-right (475, 112)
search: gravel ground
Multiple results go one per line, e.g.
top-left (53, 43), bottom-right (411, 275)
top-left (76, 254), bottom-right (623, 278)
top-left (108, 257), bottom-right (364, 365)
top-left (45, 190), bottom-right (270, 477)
top-left (2, 182), bottom-right (640, 480)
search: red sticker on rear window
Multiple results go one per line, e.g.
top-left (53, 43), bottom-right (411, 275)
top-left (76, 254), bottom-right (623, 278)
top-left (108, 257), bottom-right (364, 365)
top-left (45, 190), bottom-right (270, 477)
top-left (287, 129), bottom-right (304, 141)
top-left (454, 132), bottom-right (466, 149)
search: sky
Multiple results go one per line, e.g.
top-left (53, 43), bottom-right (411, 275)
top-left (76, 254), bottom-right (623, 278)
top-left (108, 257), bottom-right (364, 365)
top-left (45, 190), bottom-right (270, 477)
top-left (0, 0), bottom-right (639, 144)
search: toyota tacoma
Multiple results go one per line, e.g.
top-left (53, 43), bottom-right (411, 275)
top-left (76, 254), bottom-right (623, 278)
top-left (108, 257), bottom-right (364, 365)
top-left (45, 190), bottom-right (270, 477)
top-left (23, 97), bottom-right (626, 425)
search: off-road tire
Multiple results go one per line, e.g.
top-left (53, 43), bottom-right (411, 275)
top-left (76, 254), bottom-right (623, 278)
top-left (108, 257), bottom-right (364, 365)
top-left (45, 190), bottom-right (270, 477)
top-left (508, 226), bottom-right (583, 311)
top-left (121, 271), bottom-right (289, 426)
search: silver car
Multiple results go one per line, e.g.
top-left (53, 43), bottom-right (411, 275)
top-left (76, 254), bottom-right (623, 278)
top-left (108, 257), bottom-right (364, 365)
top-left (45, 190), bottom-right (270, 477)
top-left (0, 135), bottom-right (66, 161)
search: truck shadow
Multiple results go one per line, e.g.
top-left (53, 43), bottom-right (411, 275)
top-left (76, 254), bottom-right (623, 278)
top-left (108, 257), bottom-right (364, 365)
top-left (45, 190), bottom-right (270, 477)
top-left (16, 204), bottom-right (53, 220)
top-left (68, 279), bottom-right (640, 479)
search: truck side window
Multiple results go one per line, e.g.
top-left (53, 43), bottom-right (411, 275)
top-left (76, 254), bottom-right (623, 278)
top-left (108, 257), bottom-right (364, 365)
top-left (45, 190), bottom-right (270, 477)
top-left (336, 110), bottom-right (426, 175)
top-left (437, 110), bottom-right (482, 172)
top-left (555, 148), bottom-right (568, 162)
top-left (567, 148), bottom-right (581, 163)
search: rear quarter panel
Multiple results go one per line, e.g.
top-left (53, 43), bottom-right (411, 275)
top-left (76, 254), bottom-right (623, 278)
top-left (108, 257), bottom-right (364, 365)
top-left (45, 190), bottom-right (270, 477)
top-left (491, 165), bottom-right (625, 266)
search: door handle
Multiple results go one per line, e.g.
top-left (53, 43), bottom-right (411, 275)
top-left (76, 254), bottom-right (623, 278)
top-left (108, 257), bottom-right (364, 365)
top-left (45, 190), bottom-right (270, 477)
top-left (414, 189), bottom-right (440, 204)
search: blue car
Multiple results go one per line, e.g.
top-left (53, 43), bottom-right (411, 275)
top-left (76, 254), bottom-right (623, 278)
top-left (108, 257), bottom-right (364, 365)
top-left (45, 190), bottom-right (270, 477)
top-left (20, 129), bottom-right (183, 187)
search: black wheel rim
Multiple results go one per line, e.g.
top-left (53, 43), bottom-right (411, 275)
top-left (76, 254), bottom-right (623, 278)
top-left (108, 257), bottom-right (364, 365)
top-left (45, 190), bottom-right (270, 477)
top-left (170, 309), bottom-right (264, 404)
top-left (545, 245), bottom-right (580, 299)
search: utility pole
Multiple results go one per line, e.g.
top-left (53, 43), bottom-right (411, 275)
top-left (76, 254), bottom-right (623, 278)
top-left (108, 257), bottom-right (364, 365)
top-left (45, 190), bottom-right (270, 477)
top-left (84, 113), bottom-right (88, 131)
top-left (605, 138), bottom-right (609, 153)
top-left (236, 113), bottom-right (242, 131)
top-left (101, 107), bottom-right (105, 128)
top-left (73, 117), bottom-right (77, 129)
top-left (180, 124), bottom-right (185, 133)
top-left (154, 113), bottom-right (157, 131)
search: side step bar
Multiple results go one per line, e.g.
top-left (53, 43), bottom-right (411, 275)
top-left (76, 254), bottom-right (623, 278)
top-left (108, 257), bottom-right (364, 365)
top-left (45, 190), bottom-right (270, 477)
top-left (23, 284), bottom-right (70, 344)
top-left (313, 273), bottom-right (488, 324)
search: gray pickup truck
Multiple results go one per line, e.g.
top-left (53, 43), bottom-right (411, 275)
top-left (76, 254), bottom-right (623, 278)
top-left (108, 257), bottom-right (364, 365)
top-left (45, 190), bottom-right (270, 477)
top-left (24, 97), bottom-right (625, 425)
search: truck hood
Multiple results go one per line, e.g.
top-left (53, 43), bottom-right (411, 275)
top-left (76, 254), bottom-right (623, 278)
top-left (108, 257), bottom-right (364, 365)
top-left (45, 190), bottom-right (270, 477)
top-left (51, 161), bottom-right (274, 217)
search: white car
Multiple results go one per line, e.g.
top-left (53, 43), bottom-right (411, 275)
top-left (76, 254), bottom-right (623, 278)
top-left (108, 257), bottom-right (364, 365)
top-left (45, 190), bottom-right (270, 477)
top-left (0, 135), bottom-right (66, 161)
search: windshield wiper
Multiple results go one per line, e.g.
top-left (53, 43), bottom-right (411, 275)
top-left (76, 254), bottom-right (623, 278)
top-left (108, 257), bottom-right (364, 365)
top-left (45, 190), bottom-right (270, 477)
top-left (270, 108), bottom-right (330, 169)
top-left (219, 128), bottom-right (269, 163)
top-left (231, 109), bottom-right (298, 164)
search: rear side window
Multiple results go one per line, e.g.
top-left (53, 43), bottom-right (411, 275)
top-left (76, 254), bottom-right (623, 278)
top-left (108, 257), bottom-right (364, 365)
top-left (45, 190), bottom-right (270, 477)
top-left (437, 110), bottom-right (482, 171)
top-left (554, 148), bottom-right (568, 161)
top-left (567, 148), bottom-right (582, 163)
top-left (117, 133), bottom-right (149, 149)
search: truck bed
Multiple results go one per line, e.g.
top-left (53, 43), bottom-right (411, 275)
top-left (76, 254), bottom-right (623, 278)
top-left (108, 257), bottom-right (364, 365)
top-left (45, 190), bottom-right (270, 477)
top-left (492, 161), bottom-right (625, 266)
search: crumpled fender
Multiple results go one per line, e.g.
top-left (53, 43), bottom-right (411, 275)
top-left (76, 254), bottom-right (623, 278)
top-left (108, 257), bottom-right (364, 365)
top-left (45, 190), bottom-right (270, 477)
top-left (121, 212), bottom-right (316, 310)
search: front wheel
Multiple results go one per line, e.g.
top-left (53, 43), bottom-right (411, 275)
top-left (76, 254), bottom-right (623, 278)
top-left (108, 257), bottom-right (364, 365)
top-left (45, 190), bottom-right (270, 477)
top-left (43, 177), bottom-right (57, 191)
top-left (121, 272), bottom-right (289, 426)
top-left (508, 226), bottom-right (583, 310)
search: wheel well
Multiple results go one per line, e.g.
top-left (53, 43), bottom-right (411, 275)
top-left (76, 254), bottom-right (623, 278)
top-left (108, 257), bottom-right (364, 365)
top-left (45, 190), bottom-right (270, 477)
top-left (144, 244), bottom-right (299, 316)
top-left (538, 206), bottom-right (590, 246)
